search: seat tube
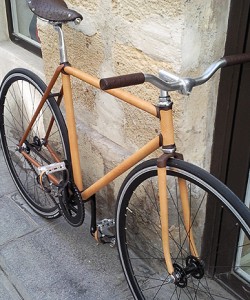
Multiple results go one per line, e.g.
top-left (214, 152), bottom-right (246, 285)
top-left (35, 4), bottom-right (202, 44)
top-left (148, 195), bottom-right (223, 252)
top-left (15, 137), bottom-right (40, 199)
top-left (62, 72), bottom-right (83, 191)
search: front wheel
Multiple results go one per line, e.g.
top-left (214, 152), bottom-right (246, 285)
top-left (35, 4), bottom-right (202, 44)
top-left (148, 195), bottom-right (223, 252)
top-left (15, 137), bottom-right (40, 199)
top-left (116, 158), bottom-right (250, 299)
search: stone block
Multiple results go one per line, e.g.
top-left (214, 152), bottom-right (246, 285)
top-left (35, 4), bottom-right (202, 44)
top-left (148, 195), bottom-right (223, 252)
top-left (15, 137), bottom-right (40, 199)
top-left (0, 194), bottom-right (38, 247)
top-left (0, 268), bottom-right (23, 300)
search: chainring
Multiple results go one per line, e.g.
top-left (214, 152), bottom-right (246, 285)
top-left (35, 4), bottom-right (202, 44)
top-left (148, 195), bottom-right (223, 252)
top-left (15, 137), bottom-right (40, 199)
top-left (59, 182), bottom-right (85, 227)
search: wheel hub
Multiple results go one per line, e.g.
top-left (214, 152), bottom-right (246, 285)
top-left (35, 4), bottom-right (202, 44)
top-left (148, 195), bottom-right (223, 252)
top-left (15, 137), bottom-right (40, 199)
top-left (173, 256), bottom-right (205, 288)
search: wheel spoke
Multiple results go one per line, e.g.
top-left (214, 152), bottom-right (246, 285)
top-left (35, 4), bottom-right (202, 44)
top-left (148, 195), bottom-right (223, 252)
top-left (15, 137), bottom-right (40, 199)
top-left (0, 70), bottom-right (69, 219)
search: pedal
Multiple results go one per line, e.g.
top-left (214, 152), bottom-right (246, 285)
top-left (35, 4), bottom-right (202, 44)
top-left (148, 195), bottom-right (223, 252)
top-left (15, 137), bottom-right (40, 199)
top-left (38, 161), bottom-right (67, 175)
top-left (94, 219), bottom-right (116, 246)
top-left (37, 161), bottom-right (69, 193)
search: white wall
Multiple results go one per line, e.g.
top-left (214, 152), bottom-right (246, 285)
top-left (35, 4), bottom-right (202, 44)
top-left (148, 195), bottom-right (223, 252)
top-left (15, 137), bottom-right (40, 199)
top-left (0, 0), bottom-right (43, 81)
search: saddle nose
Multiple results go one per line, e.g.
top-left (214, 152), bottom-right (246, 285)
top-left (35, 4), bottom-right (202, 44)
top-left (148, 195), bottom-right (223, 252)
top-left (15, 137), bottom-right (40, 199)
top-left (27, 0), bottom-right (83, 23)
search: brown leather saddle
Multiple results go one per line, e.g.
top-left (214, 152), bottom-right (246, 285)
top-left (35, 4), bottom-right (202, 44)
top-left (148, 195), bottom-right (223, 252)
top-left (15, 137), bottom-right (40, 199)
top-left (27, 0), bottom-right (83, 23)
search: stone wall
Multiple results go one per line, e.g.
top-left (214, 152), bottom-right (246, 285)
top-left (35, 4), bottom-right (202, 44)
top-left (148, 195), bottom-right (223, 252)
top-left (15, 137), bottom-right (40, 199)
top-left (38, 0), bottom-right (230, 217)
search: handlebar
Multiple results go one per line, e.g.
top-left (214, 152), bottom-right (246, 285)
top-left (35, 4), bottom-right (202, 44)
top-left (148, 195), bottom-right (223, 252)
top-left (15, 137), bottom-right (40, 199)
top-left (100, 53), bottom-right (250, 95)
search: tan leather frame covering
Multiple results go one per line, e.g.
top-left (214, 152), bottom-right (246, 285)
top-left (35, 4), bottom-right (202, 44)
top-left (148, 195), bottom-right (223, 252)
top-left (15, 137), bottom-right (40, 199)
top-left (178, 178), bottom-right (198, 257)
top-left (82, 136), bottom-right (160, 200)
top-left (18, 63), bottom-right (198, 277)
top-left (62, 73), bottom-right (84, 191)
top-left (160, 109), bottom-right (175, 146)
top-left (157, 166), bottom-right (174, 274)
top-left (64, 66), bottom-right (158, 117)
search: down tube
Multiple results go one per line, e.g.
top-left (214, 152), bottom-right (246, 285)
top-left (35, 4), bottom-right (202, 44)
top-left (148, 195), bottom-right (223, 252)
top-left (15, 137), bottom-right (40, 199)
top-left (82, 136), bottom-right (160, 200)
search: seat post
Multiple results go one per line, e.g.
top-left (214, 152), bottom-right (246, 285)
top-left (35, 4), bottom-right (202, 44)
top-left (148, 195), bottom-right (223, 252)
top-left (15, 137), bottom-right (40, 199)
top-left (54, 24), bottom-right (68, 64)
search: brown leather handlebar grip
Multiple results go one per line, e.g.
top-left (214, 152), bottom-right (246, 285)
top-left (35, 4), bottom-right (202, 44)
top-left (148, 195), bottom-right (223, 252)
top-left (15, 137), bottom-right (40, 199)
top-left (100, 73), bottom-right (145, 90)
top-left (223, 53), bottom-right (250, 67)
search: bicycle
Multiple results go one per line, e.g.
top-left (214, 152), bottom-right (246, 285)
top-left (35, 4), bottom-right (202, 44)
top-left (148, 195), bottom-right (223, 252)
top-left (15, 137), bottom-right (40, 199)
top-left (0, 0), bottom-right (250, 299)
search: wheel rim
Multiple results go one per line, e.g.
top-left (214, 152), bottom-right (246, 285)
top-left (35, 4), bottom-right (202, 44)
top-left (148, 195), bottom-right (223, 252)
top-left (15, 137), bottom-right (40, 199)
top-left (1, 74), bottom-right (67, 216)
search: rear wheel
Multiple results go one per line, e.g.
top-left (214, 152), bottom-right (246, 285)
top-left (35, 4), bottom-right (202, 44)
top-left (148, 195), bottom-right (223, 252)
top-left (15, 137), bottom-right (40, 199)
top-left (116, 158), bottom-right (250, 299)
top-left (0, 68), bottom-right (70, 218)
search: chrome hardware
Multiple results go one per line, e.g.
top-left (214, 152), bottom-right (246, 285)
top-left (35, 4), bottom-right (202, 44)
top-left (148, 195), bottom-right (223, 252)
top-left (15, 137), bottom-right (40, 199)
top-left (97, 218), bottom-right (115, 231)
top-left (144, 58), bottom-right (227, 95)
top-left (159, 69), bottom-right (180, 82)
top-left (19, 143), bottom-right (28, 152)
top-left (162, 146), bottom-right (176, 154)
top-left (38, 162), bottom-right (69, 195)
top-left (166, 274), bottom-right (176, 284)
top-left (193, 58), bottom-right (227, 85)
top-left (159, 70), bottom-right (195, 95)
top-left (74, 18), bottom-right (82, 25)
top-left (109, 237), bottom-right (116, 248)
top-left (144, 74), bottom-right (170, 91)
top-left (38, 162), bottom-right (67, 175)
top-left (96, 219), bottom-right (116, 246)
top-left (157, 95), bottom-right (172, 108)
top-left (54, 24), bottom-right (68, 63)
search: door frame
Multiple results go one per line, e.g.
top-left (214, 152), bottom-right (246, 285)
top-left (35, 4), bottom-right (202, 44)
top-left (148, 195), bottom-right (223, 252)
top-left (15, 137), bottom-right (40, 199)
top-left (209, 0), bottom-right (250, 297)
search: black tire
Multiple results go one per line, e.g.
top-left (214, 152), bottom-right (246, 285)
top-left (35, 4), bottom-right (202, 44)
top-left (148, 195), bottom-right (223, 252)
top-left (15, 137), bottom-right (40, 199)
top-left (0, 68), bottom-right (70, 218)
top-left (116, 158), bottom-right (250, 299)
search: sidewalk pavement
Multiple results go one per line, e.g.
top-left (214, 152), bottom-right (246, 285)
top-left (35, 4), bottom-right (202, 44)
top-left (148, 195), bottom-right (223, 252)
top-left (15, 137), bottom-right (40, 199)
top-left (0, 147), bottom-right (132, 300)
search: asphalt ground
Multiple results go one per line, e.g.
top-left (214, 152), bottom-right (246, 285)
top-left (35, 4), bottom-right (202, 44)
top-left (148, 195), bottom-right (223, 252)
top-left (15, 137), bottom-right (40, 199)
top-left (0, 146), bottom-right (132, 300)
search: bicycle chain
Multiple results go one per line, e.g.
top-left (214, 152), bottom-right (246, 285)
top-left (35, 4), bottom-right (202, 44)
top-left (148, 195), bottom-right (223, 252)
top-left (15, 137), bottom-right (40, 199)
top-left (22, 147), bottom-right (85, 227)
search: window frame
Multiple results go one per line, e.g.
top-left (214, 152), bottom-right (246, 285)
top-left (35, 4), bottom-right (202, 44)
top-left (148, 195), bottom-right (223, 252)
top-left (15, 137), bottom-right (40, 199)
top-left (5, 0), bottom-right (41, 56)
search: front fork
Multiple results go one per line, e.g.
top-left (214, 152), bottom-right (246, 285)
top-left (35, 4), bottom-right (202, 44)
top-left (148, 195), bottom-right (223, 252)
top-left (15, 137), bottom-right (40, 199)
top-left (157, 153), bottom-right (199, 277)
top-left (157, 97), bottom-right (198, 279)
